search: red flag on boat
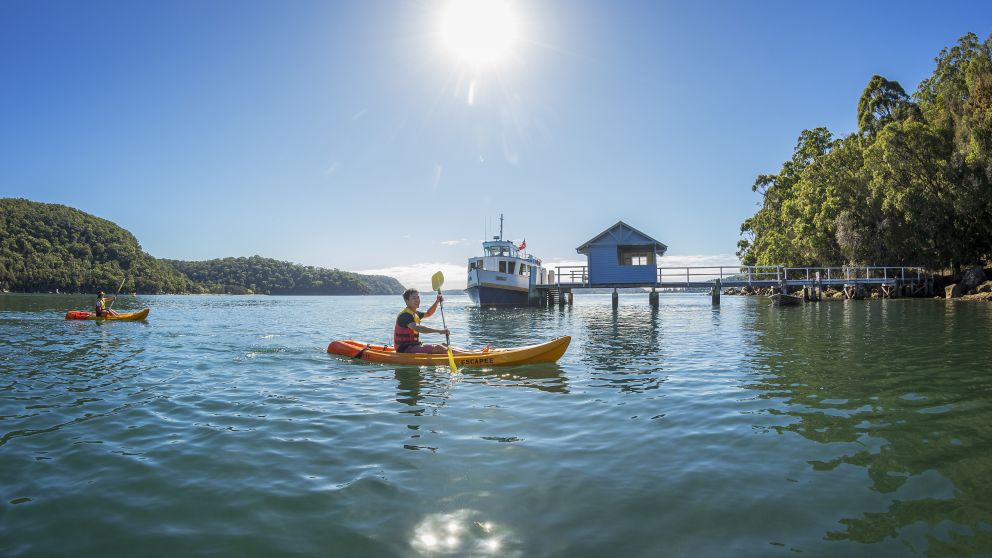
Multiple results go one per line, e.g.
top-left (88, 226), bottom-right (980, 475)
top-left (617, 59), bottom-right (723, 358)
top-left (517, 239), bottom-right (526, 251)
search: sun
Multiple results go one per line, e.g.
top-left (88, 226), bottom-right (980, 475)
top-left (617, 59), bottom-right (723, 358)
top-left (440, 0), bottom-right (518, 66)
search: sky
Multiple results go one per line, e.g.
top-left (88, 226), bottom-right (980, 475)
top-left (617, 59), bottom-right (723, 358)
top-left (3, 0), bottom-right (991, 291)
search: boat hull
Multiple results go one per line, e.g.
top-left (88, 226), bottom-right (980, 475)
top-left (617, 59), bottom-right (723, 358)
top-left (65, 308), bottom-right (150, 321)
top-left (327, 336), bottom-right (570, 367)
top-left (466, 284), bottom-right (530, 306)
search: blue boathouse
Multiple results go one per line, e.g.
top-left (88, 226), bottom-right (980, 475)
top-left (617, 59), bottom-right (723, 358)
top-left (576, 221), bottom-right (668, 286)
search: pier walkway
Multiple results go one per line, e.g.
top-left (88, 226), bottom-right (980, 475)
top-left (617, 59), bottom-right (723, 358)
top-left (534, 265), bottom-right (934, 306)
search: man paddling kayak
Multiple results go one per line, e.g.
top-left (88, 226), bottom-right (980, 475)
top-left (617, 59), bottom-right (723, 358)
top-left (395, 289), bottom-right (454, 354)
top-left (397, 287), bottom-right (489, 354)
top-left (95, 291), bottom-right (120, 317)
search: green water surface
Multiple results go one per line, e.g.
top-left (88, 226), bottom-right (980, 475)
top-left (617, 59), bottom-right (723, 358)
top-left (1, 293), bottom-right (990, 557)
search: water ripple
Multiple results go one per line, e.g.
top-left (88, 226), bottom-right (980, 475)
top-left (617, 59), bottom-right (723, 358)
top-left (2, 293), bottom-right (991, 556)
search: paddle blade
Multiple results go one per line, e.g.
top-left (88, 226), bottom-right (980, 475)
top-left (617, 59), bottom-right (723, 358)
top-left (447, 346), bottom-right (457, 374)
top-left (431, 271), bottom-right (445, 293)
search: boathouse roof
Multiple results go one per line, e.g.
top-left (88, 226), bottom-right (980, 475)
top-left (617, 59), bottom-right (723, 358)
top-left (576, 221), bottom-right (668, 256)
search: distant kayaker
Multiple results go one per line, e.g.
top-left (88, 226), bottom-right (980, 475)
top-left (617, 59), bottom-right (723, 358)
top-left (95, 291), bottom-right (119, 317)
top-left (394, 288), bottom-right (457, 354)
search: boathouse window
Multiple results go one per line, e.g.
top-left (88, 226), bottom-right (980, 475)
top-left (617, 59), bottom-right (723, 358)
top-left (618, 247), bottom-right (654, 266)
top-left (498, 261), bottom-right (507, 273)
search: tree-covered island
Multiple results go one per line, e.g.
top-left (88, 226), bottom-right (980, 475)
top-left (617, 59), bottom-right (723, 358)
top-left (0, 198), bottom-right (404, 295)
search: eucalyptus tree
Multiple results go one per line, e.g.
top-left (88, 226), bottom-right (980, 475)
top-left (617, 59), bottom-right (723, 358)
top-left (738, 128), bottom-right (834, 266)
top-left (740, 33), bottom-right (992, 269)
top-left (914, 32), bottom-right (992, 267)
top-left (857, 75), bottom-right (922, 139)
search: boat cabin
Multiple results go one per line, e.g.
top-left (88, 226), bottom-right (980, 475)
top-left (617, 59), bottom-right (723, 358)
top-left (468, 240), bottom-right (540, 277)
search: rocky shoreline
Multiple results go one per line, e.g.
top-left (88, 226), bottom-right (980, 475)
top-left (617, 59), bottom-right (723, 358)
top-left (724, 266), bottom-right (992, 302)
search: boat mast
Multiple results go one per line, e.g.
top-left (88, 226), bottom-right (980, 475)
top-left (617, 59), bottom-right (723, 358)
top-left (498, 213), bottom-right (504, 241)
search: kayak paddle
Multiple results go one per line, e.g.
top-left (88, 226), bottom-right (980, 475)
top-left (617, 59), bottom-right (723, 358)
top-left (107, 276), bottom-right (126, 311)
top-left (431, 271), bottom-right (458, 373)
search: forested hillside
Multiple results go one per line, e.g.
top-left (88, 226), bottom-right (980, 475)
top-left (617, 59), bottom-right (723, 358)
top-left (0, 198), bottom-right (189, 293)
top-left (164, 256), bottom-right (404, 295)
top-left (738, 33), bottom-right (992, 269)
top-left (0, 199), bottom-right (405, 295)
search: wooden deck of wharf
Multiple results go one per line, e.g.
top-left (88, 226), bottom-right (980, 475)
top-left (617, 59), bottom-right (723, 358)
top-left (533, 265), bottom-right (935, 307)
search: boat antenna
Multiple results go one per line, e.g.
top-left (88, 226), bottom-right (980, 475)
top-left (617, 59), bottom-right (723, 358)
top-left (499, 213), bottom-right (504, 241)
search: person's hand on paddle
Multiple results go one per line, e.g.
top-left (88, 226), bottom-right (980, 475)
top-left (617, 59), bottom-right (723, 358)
top-left (435, 293), bottom-right (444, 304)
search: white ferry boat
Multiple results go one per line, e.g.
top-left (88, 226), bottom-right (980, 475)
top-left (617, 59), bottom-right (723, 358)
top-left (466, 216), bottom-right (548, 306)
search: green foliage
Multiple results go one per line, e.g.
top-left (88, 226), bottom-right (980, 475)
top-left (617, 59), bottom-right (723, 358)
top-left (163, 256), bottom-right (405, 295)
top-left (0, 198), bottom-right (189, 293)
top-left (857, 75), bottom-right (921, 138)
top-left (740, 33), bottom-right (992, 269)
top-left (0, 199), bottom-right (406, 295)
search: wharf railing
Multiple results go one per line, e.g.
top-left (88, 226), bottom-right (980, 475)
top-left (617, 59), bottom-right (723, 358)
top-left (546, 265), bottom-right (931, 289)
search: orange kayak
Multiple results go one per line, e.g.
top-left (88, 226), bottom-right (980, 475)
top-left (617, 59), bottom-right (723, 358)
top-left (65, 308), bottom-right (150, 321)
top-left (327, 336), bottom-right (570, 367)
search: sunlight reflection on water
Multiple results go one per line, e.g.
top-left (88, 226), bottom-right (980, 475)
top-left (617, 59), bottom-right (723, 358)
top-left (411, 510), bottom-right (515, 557)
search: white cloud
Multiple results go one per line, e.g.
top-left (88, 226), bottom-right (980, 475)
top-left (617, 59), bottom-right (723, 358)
top-left (440, 239), bottom-right (465, 246)
top-left (356, 262), bottom-right (466, 292)
top-left (658, 253), bottom-right (740, 268)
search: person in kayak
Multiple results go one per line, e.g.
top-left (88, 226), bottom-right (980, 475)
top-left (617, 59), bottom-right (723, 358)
top-left (95, 291), bottom-right (119, 317)
top-left (395, 288), bottom-right (460, 354)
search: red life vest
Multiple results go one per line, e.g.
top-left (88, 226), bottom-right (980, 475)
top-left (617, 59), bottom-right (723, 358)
top-left (394, 308), bottom-right (420, 349)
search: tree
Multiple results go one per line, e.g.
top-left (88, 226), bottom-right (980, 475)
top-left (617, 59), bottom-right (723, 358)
top-left (740, 33), bottom-right (992, 269)
top-left (857, 75), bottom-right (921, 138)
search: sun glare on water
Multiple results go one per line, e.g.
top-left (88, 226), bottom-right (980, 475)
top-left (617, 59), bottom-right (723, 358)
top-left (440, 0), bottom-right (518, 66)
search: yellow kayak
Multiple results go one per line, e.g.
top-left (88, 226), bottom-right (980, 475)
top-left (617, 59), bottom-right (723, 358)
top-left (65, 308), bottom-right (150, 321)
top-left (327, 336), bottom-right (570, 367)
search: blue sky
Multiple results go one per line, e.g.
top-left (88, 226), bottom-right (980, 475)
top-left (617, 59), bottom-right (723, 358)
top-left (3, 0), bottom-right (990, 290)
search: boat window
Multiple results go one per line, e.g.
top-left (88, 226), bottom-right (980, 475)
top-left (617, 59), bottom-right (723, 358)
top-left (507, 262), bottom-right (516, 274)
top-left (520, 264), bottom-right (528, 276)
top-left (498, 260), bottom-right (506, 273)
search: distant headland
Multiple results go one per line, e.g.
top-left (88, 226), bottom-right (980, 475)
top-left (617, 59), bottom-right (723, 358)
top-left (0, 198), bottom-right (405, 295)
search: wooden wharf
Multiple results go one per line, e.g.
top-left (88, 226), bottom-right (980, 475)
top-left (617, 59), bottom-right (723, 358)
top-left (534, 265), bottom-right (935, 307)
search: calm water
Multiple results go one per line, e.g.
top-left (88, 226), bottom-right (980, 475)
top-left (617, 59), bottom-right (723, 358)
top-left (1, 293), bottom-right (991, 557)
